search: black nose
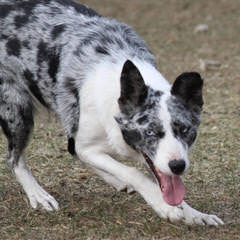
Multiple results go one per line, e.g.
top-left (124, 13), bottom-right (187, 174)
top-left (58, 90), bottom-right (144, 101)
top-left (168, 159), bottom-right (186, 175)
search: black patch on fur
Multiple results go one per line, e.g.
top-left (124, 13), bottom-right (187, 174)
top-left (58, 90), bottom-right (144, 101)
top-left (18, 0), bottom-right (38, 15)
top-left (0, 118), bottom-right (11, 139)
top-left (18, 105), bottom-right (34, 131)
top-left (23, 69), bottom-right (48, 107)
top-left (171, 120), bottom-right (197, 147)
top-left (37, 41), bottom-right (49, 64)
top-left (37, 42), bottom-right (60, 83)
top-left (68, 137), bottom-right (76, 155)
top-left (14, 15), bottom-right (30, 28)
top-left (6, 38), bottom-right (21, 57)
top-left (122, 130), bottom-right (142, 150)
top-left (137, 115), bottom-right (148, 125)
top-left (0, 5), bottom-right (13, 18)
top-left (154, 91), bottom-right (162, 97)
top-left (65, 77), bottom-right (78, 100)
top-left (157, 131), bottom-right (165, 139)
top-left (22, 40), bottom-right (30, 49)
top-left (95, 45), bottom-right (110, 55)
top-left (0, 34), bottom-right (8, 40)
top-left (51, 24), bottom-right (66, 40)
top-left (48, 49), bottom-right (60, 83)
top-left (55, 0), bottom-right (100, 17)
top-left (64, 77), bottom-right (80, 134)
top-left (13, 0), bottom-right (40, 28)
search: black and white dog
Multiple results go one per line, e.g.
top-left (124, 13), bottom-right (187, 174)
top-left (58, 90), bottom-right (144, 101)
top-left (0, 0), bottom-right (223, 226)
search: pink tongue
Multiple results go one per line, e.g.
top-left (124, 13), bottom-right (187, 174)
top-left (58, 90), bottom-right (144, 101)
top-left (160, 173), bottom-right (186, 206)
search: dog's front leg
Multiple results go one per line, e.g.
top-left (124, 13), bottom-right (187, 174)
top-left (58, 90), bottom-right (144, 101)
top-left (91, 167), bottom-right (135, 193)
top-left (78, 147), bottom-right (223, 226)
top-left (78, 148), bottom-right (184, 221)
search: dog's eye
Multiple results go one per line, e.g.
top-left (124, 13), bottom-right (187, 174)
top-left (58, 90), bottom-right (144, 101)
top-left (146, 130), bottom-right (155, 136)
top-left (180, 126), bottom-right (190, 135)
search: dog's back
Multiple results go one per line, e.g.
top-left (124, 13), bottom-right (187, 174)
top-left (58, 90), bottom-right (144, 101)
top-left (0, 0), bottom-right (156, 137)
top-left (0, 0), bottom-right (99, 109)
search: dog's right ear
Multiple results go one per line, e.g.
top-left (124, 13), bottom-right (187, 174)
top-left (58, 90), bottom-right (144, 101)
top-left (118, 60), bottom-right (148, 114)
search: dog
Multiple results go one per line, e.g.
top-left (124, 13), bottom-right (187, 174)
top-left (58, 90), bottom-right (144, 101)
top-left (0, 0), bottom-right (223, 226)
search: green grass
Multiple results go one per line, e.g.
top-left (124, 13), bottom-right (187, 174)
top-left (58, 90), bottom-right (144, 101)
top-left (1, 0), bottom-right (240, 239)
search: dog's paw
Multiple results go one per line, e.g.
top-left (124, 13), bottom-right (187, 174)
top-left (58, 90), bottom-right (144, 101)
top-left (152, 200), bottom-right (223, 226)
top-left (163, 206), bottom-right (185, 223)
top-left (180, 202), bottom-right (224, 226)
top-left (26, 183), bottom-right (59, 211)
top-left (151, 201), bottom-right (184, 222)
top-left (189, 213), bottom-right (224, 226)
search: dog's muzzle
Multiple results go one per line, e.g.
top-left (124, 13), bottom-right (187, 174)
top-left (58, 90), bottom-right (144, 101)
top-left (142, 152), bottom-right (186, 206)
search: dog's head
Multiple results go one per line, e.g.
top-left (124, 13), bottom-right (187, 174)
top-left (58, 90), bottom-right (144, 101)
top-left (115, 60), bottom-right (203, 206)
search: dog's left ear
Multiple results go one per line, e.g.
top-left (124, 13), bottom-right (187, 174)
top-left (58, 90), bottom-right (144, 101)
top-left (171, 72), bottom-right (204, 112)
top-left (118, 60), bottom-right (148, 114)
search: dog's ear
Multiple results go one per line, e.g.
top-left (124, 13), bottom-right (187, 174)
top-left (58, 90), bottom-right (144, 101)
top-left (118, 60), bottom-right (148, 114)
top-left (171, 72), bottom-right (204, 111)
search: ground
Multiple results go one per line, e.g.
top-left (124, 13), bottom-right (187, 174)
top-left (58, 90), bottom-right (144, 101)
top-left (0, 0), bottom-right (240, 239)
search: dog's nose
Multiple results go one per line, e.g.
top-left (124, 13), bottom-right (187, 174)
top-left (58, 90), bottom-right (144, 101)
top-left (168, 159), bottom-right (186, 175)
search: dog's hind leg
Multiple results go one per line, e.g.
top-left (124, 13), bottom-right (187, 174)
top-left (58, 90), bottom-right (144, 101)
top-left (0, 82), bottom-right (59, 211)
top-left (13, 156), bottom-right (59, 211)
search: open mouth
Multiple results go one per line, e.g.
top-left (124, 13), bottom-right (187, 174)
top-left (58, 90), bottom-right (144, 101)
top-left (142, 153), bottom-right (186, 206)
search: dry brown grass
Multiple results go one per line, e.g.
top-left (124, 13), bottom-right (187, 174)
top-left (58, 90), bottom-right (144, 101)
top-left (0, 0), bottom-right (240, 239)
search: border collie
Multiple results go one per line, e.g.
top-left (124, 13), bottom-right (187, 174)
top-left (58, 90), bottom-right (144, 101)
top-left (0, 0), bottom-right (223, 226)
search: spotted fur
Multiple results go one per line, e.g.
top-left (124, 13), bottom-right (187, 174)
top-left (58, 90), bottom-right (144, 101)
top-left (0, 0), bottom-right (223, 226)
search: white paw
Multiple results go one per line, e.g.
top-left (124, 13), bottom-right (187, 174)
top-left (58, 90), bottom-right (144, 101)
top-left (26, 183), bottom-right (59, 211)
top-left (180, 202), bottom-right (224, 226)
top-left (14, 157), bottom-right (59, 211)
top-left (190, 213), bottom-right (224, 226)
top-left (153, 201), bottom-right (185, 222)
top-left (149, 194), bottom-right (223, 226)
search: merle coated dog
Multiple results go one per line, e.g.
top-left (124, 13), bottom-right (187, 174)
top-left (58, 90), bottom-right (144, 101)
top-left (0, 0), bottom-right (223, 226)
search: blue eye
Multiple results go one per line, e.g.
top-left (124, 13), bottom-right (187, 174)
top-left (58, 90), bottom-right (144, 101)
top-left (146, 130), bottom-right (154, 136)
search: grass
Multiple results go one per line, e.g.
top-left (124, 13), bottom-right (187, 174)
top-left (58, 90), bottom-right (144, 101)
top-left (1, 0), bottom-right (240, 239)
